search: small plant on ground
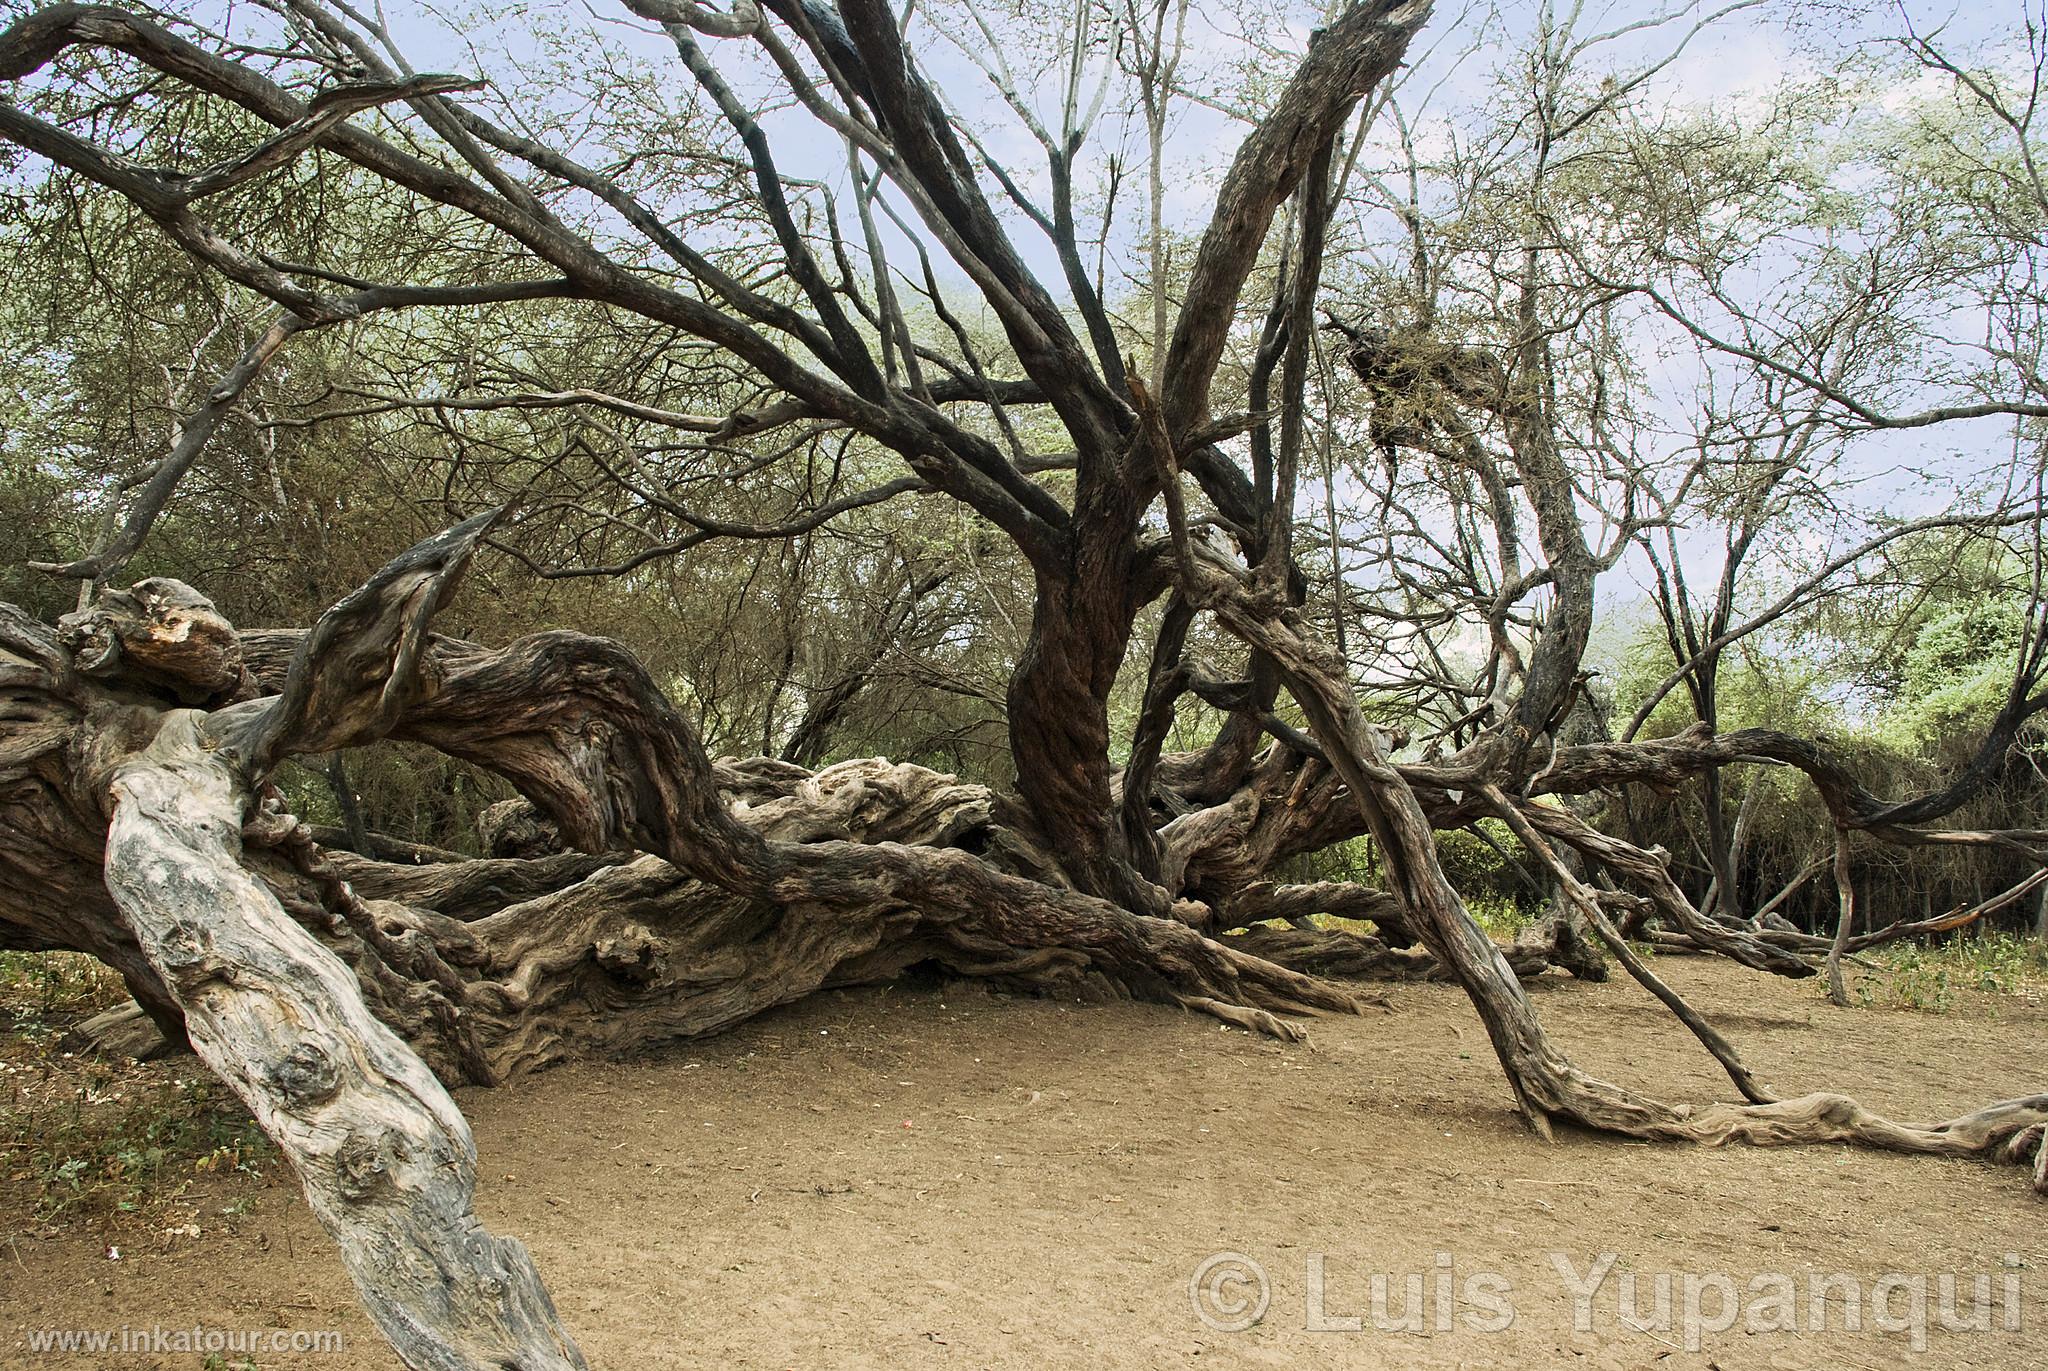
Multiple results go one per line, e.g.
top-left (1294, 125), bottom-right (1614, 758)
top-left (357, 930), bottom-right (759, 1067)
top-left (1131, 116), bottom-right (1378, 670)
top-left (4, 1071), bottom-right (271, 1221)
top-left (1853, 932), bottom-right (2048, 1013)
top-left (3, 952), bottom-right (272, 1225)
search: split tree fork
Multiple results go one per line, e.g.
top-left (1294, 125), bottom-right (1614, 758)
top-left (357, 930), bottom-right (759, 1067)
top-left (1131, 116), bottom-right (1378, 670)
top-left (0, 2), bottom-right (2045, 1368)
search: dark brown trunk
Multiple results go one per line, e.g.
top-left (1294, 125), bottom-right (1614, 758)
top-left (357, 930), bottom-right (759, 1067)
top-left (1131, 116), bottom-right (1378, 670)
top-left (1006, 520), bottom-right (1160, 911)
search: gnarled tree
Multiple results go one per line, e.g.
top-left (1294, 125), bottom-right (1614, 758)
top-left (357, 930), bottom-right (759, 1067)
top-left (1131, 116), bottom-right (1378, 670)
top-left (2, 2), bottom-right (2046, 1367)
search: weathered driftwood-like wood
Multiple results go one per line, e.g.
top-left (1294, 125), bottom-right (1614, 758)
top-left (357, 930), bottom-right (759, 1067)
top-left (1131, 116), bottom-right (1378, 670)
top-left (107, 716), bottom-right (586, 1371)
top-left (65, 1000), bottom-right (183, 1060)
top-left (1, 523), bottom-right (1412, 1367)
top-left (1518, 801), bottom-right (1815, 978)
top-left (1227, 923), bottom-right (1568, 983)
top-left (51, 514), bottom-right (590, 1368)
top-left (1479, 784), bottom-right (1775, 1105)
top-left (4, 7), bottom-right (2041, 1371)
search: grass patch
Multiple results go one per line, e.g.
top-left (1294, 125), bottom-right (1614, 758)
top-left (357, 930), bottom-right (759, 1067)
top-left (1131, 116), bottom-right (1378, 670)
top-left (2, 1071), bottom-right (270, 1222)
top-left (2, 951), bottom-right (271, 1227)
top-left (1854, 932), bottom-right (2048, 1014)
top-left (1467, 894), bottom-right (1536, 942)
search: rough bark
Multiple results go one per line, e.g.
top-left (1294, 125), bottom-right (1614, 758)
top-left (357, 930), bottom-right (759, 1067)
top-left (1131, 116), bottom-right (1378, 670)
top-left (1175, 526), bottom-right (2048, 1190)
top-left (0, 519), bottom-right (1433, 1368)
top-left (107, 715), bottom-right (586, 1371)
top-left (4, 7), bottom-right (2039, 1371)
top-left (8, 513), bottom-right (2046, 1371)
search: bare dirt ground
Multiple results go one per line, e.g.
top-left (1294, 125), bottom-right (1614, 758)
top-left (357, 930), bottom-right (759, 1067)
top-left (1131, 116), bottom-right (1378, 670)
top-left (4, 955), bottom-right (2045, 1369)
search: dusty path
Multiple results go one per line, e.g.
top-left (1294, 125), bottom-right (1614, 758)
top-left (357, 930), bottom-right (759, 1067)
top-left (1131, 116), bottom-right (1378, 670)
top-left (5, 958), bottom-right (2044, 1369)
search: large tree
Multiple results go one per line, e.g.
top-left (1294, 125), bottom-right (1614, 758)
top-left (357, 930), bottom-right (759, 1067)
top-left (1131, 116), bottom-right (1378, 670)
top-left (2, 2), bottom-right (2046, 1367)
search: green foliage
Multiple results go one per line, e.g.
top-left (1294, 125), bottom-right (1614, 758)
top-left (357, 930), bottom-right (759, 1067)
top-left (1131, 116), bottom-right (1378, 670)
top-left (1465, 894), bottom-right (1535, 941)
top-left (1878, 598), bottom-right (2031, 748)
top-left (1600, 523), bottom-right (2048, 933)
top-left (1437, 822), bottom-right (1536, 910)
top-left (1602, 616), bottom-right (1835, 740)
top-left (1853, 932), bottom-right (2048, 1015)
top-left (2, 954), bottom-right (271, 1223)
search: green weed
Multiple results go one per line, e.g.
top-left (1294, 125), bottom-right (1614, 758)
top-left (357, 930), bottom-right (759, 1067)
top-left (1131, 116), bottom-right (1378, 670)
top-left (1854, 932), bottom-right (2048, 1013)
top-left (3, 951), bottom-right (270, 1225)
top-left (3, 1072), bottom-right (270, 1221)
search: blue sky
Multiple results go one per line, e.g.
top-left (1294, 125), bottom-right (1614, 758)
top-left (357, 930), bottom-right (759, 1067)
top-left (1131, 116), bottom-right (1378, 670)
top-left (135, 2), bottom-right (2048, 668)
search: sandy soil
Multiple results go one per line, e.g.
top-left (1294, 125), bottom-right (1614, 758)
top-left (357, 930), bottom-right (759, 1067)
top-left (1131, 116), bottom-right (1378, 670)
top-left (4, 957), bottom-right (2044, 1369)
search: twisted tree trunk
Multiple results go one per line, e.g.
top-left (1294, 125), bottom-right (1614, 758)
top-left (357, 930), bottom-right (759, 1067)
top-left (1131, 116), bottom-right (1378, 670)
top-left (5, 520), bottom-right (2045, 1371)
top-left (0, 522), bottom-right (1399, 1363)
top-left (1178, 525), bottom-right (2048, 1177)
